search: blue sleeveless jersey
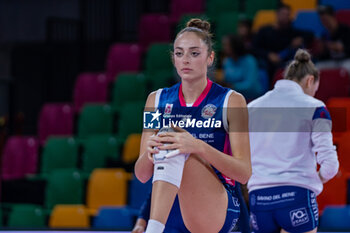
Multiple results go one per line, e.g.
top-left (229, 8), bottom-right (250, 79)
top-left (155, 79), bottom-right (236, 194)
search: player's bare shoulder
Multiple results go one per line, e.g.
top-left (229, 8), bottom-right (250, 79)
top-left (228, 90), bottom-right (247, 108)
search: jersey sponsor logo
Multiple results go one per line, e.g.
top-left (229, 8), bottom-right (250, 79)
top-left (251, 194), bottom-right (256, 206)
top-left (164, 103), bottom-right (173, 115)
top-left (201, 104), bottom-right (217, 119)
top-left (290, 208), bottom-right (309, 227)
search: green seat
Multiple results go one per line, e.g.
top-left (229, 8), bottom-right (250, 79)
top-left (245, 0), bottom-right (278, 18)
top-left (82, 135), bottom-right (123, 173)
top-left (146, 70), bottom-right (176, 91)
top-left (41, 137), bottom-right (79, 175)
top-left (0, 207), bottom-right (3, 227)
top-left (78, 104), bottom-right (114, 138)
top-left (145, 43), bottom-right (173, 75)
top-left (117, 101), bottom-right (145, 141)
top-left (111, 73), bottom-right (147, 112)
top-left (8, 204), bottom-right (46, 228)
top-left (214, 12), bottom-right (240, 51)
top-left (206, 0), bottom-right (239, 21)
top-left (45, 169), bottom-right (84, 209)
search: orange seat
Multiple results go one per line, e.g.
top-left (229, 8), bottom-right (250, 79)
top-left (282, 0), bottom-right (317, 18)
top-left (49, 205), bottom-right (90, 228)
top-left (252, 10), bottom-right (276, 32)
top-left (86, 168), bottom-right (129, 215)
top-left (317, 169), bottom-right (349, 213)
top-left (122, 133), bottom-right (142, 164)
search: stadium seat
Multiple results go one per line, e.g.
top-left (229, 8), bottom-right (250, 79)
top-left (1, 136), bottom-right (38, 180)
top-left (138, 14), bottom-right (171, 51)
top-left (45, 169), bottom-right (84, 209)
top-left (214, 12), bottom-right (239, 51)
top-left (40, 137), bottom-right (79, 175)
top-left (145, 43), bottom-right (173, 76)
top-left (317, 169), bottom-right (348, 213)
top-left (319, 0), bottom-right (350, 11)
top-left (320, 205), bottom-right (350, 231)
top-left (8, 204), bottom-right (46, 228)
top-left (282, 0), bottom-right (317, 18)
top-left (73, 72), bottom-right (109, 113)
top-left (77, 104), bottom-right (114, 138)
top-left (336, 10), bottom-right (350, 27)
top-left (336, 132), bottom-right (350, 172)
top-left (122, 133), bottom-right (142, 164)
top-left (38, 103), bottom-right (74, 145)
top-left (111, 73), bottom-right (147, 112)
top-left (146, 70), bottom-right (176, 91)
top-left (169, 0), bottom-right (204, 24)
top-left (116, 101), bottom-right (145, 141)
top-left (293, 11), bottom-right (326, 37)
top-left (128, 175), bottom-right (152, 209)
top-left (86, 168), bottom-right (129, 215)
top-left (245, 0), bottom-right (278, 18)
top-left (49, 205), bottom-right (90, 228)
top-left (93, 207), bottom-right (137, 230)
top-left (82, 135), bottom-right (123, 173)
top-left (252, 10), bottom-right (277, 32)
top-left (326, 98), bottom-right (350, 138)
top-left (105, 43), bottom-right (142, 83)
top-left (315, 68), bottom-right (350, 103)
top-left (205, 0), bottom-right (239, 21)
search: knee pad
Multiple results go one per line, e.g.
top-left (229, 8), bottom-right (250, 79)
top-left (152, 127), bottom-right (189, 188)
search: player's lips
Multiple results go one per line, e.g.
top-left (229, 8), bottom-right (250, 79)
top-left (181, 68), bottom-right (193, 72)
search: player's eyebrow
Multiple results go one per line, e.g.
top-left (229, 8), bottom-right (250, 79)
top-left (175, 46), bottom-right (201, 50)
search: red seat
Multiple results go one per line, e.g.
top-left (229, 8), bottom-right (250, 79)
top-left (105, 43), bottom-right (142, 83)
top-left (317, 169), bottom-right (348, 213)
top-left (138, 14), bottom-right (171, 51)
top-left (336, 10), bottom-right (350, 27)
top-left (169, 0), bottom-right (204, 24)
top-left (38, 103), bottom-right (73, 145)
top-left (73, 73), bottom-right (108, 113)
top-left (326, 97), bottom-right (350, 139)
top-left (315, 68), bottom-right (350, 103)
top-left (1, 136), bottom-right (39, 180)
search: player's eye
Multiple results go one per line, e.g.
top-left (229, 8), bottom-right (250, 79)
top-left (191, 52), bottom-right (200, 57)
top-left (175, 52), bottom-right (183, 57)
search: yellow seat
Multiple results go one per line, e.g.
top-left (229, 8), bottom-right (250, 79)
top-left (252, 10), bottom-right (277, 32)
top-left (122, 133), bottom-right (142, 164)
top-left (282, 0), bottom-right (317, 18)
top-left (86, 168), bottom-right (129, 215)
top-left (49, 205), bottom-right (90, 228)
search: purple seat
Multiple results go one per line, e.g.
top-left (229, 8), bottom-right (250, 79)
top-left (38, 103), bottom-right (73, 145)
top-left (336, 10), bottom-right (350, 27)
top-left (169, 0), bottom-right (204, 24)
top-left (73, 72), bottom-right (109, 113)
top-left (105, 43), bottom-right (142, 83)
top-left (138, 14), bottom-right (171, 51)
top-left (1, 136), bottom-right (39, 180)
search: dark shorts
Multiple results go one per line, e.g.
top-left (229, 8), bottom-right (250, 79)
top-left (219, 187), bottom-right (241, 233)
top-left (249, 186), bottom-right (319, 233)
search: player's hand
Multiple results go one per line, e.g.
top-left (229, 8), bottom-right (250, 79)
top-left (132, 218), bottom-right (146, 233)
top-left (146, 129), bottom-right (162, 163)
top-left (156, 126), bottom-right (201, 155)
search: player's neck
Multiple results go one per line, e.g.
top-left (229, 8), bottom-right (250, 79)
top-left (181, 77), bottom-right (207, 104)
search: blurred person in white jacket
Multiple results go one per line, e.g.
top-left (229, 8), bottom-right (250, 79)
top-left (248, 49), bottom-right (339, 233)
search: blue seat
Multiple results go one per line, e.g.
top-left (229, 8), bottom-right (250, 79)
top-left (128, 175), bottom-right (152, 209)
top-left (293, 11), bottom-right (326, 38)
top-left (320, 205), bottom-right (350, 231)
top-left (320, 0), bottom-right (350, 11)
top-left (93, 207), bottom-right (137, 230)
